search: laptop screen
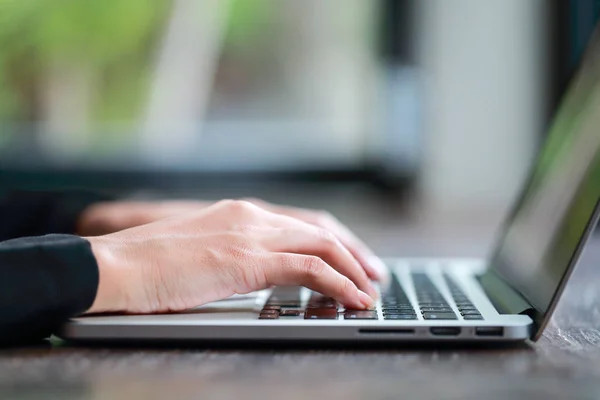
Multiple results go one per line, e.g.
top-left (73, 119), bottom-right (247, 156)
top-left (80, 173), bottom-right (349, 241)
top-left (489, 26), bottom-right (600, 315)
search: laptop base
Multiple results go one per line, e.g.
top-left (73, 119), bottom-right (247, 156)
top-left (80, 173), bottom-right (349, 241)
top-left (60, 258), bottom-right (533, 343)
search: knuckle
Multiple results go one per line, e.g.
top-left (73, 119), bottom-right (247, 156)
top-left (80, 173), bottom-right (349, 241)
top-left (228, 200), bottom-right (258, 215)
top-left (315, 228), bottom-right (341, 253)
top-left (302, 256), bottom-right (326, 279)
top-left (316, 227), bottom-right (336, 243)
top-left (341, 277), bottom-right (354, 294)
top-left (277, 253), bottom-right (295, 271)
top-left (264, 254), bottom-right (295, 285)
top-left (240, 197), bottom-right (265, 207)
top-left (215, 199), bottom-right (235, 209)
top-left (227, 243), bottom-right (264, 289)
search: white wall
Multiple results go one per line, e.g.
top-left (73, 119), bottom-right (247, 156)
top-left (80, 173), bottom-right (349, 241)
top-left (416, 0), bottom-right (548, 221)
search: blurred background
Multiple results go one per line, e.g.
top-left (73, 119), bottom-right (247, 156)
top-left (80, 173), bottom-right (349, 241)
top-left (0, 0), bottom-right (598, 257)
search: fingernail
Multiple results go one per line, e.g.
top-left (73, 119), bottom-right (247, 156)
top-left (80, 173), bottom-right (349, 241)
top-left (358, 290), bottom-right (375, 308)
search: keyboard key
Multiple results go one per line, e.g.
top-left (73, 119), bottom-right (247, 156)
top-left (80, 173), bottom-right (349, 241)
top-left (382, 306), bottom-right (415, 312)
top-left (384, 314), bottom-right (418, 320)
top-left (463, 314), bottom-right (483, 320)
top-left (304, 309), bottom-right (338, 320)
top-left (385, 314), bottom-right (417, 320)
top-left (344, 311), bottom-right (378, 320)
top-left (418, 303), bottom-right (449, 308)
top-left (260, 309), bottom-right (280, 314)
top-left (307, 295), bottom-right (338, 310)
top-left (460, 310), bottom-right (482, 316)
top-left (382, 305), bottom-right (415, 311)
top-left (457, 305), bottom-right (478, 311)
top-left (422, 312), bottom-right (457, 320)
top-left (420, 307), bottom-right (453, 312)
top-left (455, 303), bottom-right (474, 308)
top-left (346, 307), bottom-right (376, 312)
top-left (280, 309), bottom-right (301, 317)
top-left (262, 305), bottom-right (281, 311)
top-left (384, 312), bottom-right (416, 317)
top-left (383, 311), bottom-right (417, 317)
top-left (383, 306), bottom-right (415, 312)
top-left (268, 302), bottom-right (302, 308)
top-left (267, 287), bottom-right (302, 308)
top-left (418, 299), bottom-right (445, 304)
top-left (259, 313), bottom-right (279, 320)
top-left (306, 303), bottom-right (338, 309)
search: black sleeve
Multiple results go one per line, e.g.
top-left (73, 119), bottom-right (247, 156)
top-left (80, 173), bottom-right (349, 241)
top-left (0, 234), bottom-right (99, 346)
top-left (0, 191), bottom-right (111, 242)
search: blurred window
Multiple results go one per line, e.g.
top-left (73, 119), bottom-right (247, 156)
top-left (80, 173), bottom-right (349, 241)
top-left (0, 0), bottom-right (381, 171)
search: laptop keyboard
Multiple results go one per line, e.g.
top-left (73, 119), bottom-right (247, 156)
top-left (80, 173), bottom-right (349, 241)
top-left (258, 270), bottom-right (483, 321)
top-left (412, 272), bottom-right (457, 320)
top-left (258, 286), bottom-right (303, 319)
top-left (380, 273), bottom-right (418, 320)
top-left (444, 274), bottom-right (483, 320)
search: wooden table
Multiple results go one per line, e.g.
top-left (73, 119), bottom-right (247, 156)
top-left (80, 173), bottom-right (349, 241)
top-left (1, 188), bottom-right (599, 400)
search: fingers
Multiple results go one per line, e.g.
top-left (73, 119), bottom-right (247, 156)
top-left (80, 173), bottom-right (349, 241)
top-left (221, 200), bottom-right (384, 299)
top-left (328, 226), bottom-right (389, 284)
top-left (310, 214), bottom-right (387, 281)
top-left (266, 253), bottom-right (375, 309)
top-left (263, 226), bottom-right (378, 300)
top-left (257, 203), bottom-right (388, 282)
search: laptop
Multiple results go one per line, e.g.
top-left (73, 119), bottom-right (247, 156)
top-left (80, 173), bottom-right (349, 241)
top-left (59, 28), bottom-right (600, 345)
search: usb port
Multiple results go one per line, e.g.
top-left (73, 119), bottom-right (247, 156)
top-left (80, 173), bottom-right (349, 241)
top-left (430, 327), bottom-right (461, 336)
top-left (475, 327), bottom-right (504, 337)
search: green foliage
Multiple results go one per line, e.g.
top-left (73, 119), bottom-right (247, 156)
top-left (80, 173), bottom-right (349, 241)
top-left (0, 0), bottom-right (279, 124)
top-left (226, 0), bottom-right (272, 47)
top-left (0, 59), bottom-right (20, 120)
top-left (0, 0), bottom-right (170, 63)
top-left (0, 0), bottom-right (172, 124)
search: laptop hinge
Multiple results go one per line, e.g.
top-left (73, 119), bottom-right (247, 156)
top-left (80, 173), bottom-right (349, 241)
top-left (478, 269), bottom-right (536, 317)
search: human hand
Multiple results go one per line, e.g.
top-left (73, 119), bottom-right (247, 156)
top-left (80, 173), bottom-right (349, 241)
top-left (85, 200), bottom-right (378, 315)
top-left (78, 198), bottom-right (387, 281)
top-left (242, 198), bottom-right (387, 282)
top-left (77, 200), bottom-right (213, 236)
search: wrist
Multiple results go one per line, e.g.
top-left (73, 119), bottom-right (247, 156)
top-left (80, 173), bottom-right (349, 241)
top-left (85, 236), bottom-right (129, 314)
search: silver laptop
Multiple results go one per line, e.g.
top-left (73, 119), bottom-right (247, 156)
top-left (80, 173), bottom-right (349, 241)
top-left (59, 28), bottom-right (600, 345)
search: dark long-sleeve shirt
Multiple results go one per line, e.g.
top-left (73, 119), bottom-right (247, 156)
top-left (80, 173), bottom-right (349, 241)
top-left (0, 192), bottom-right (102, 345)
